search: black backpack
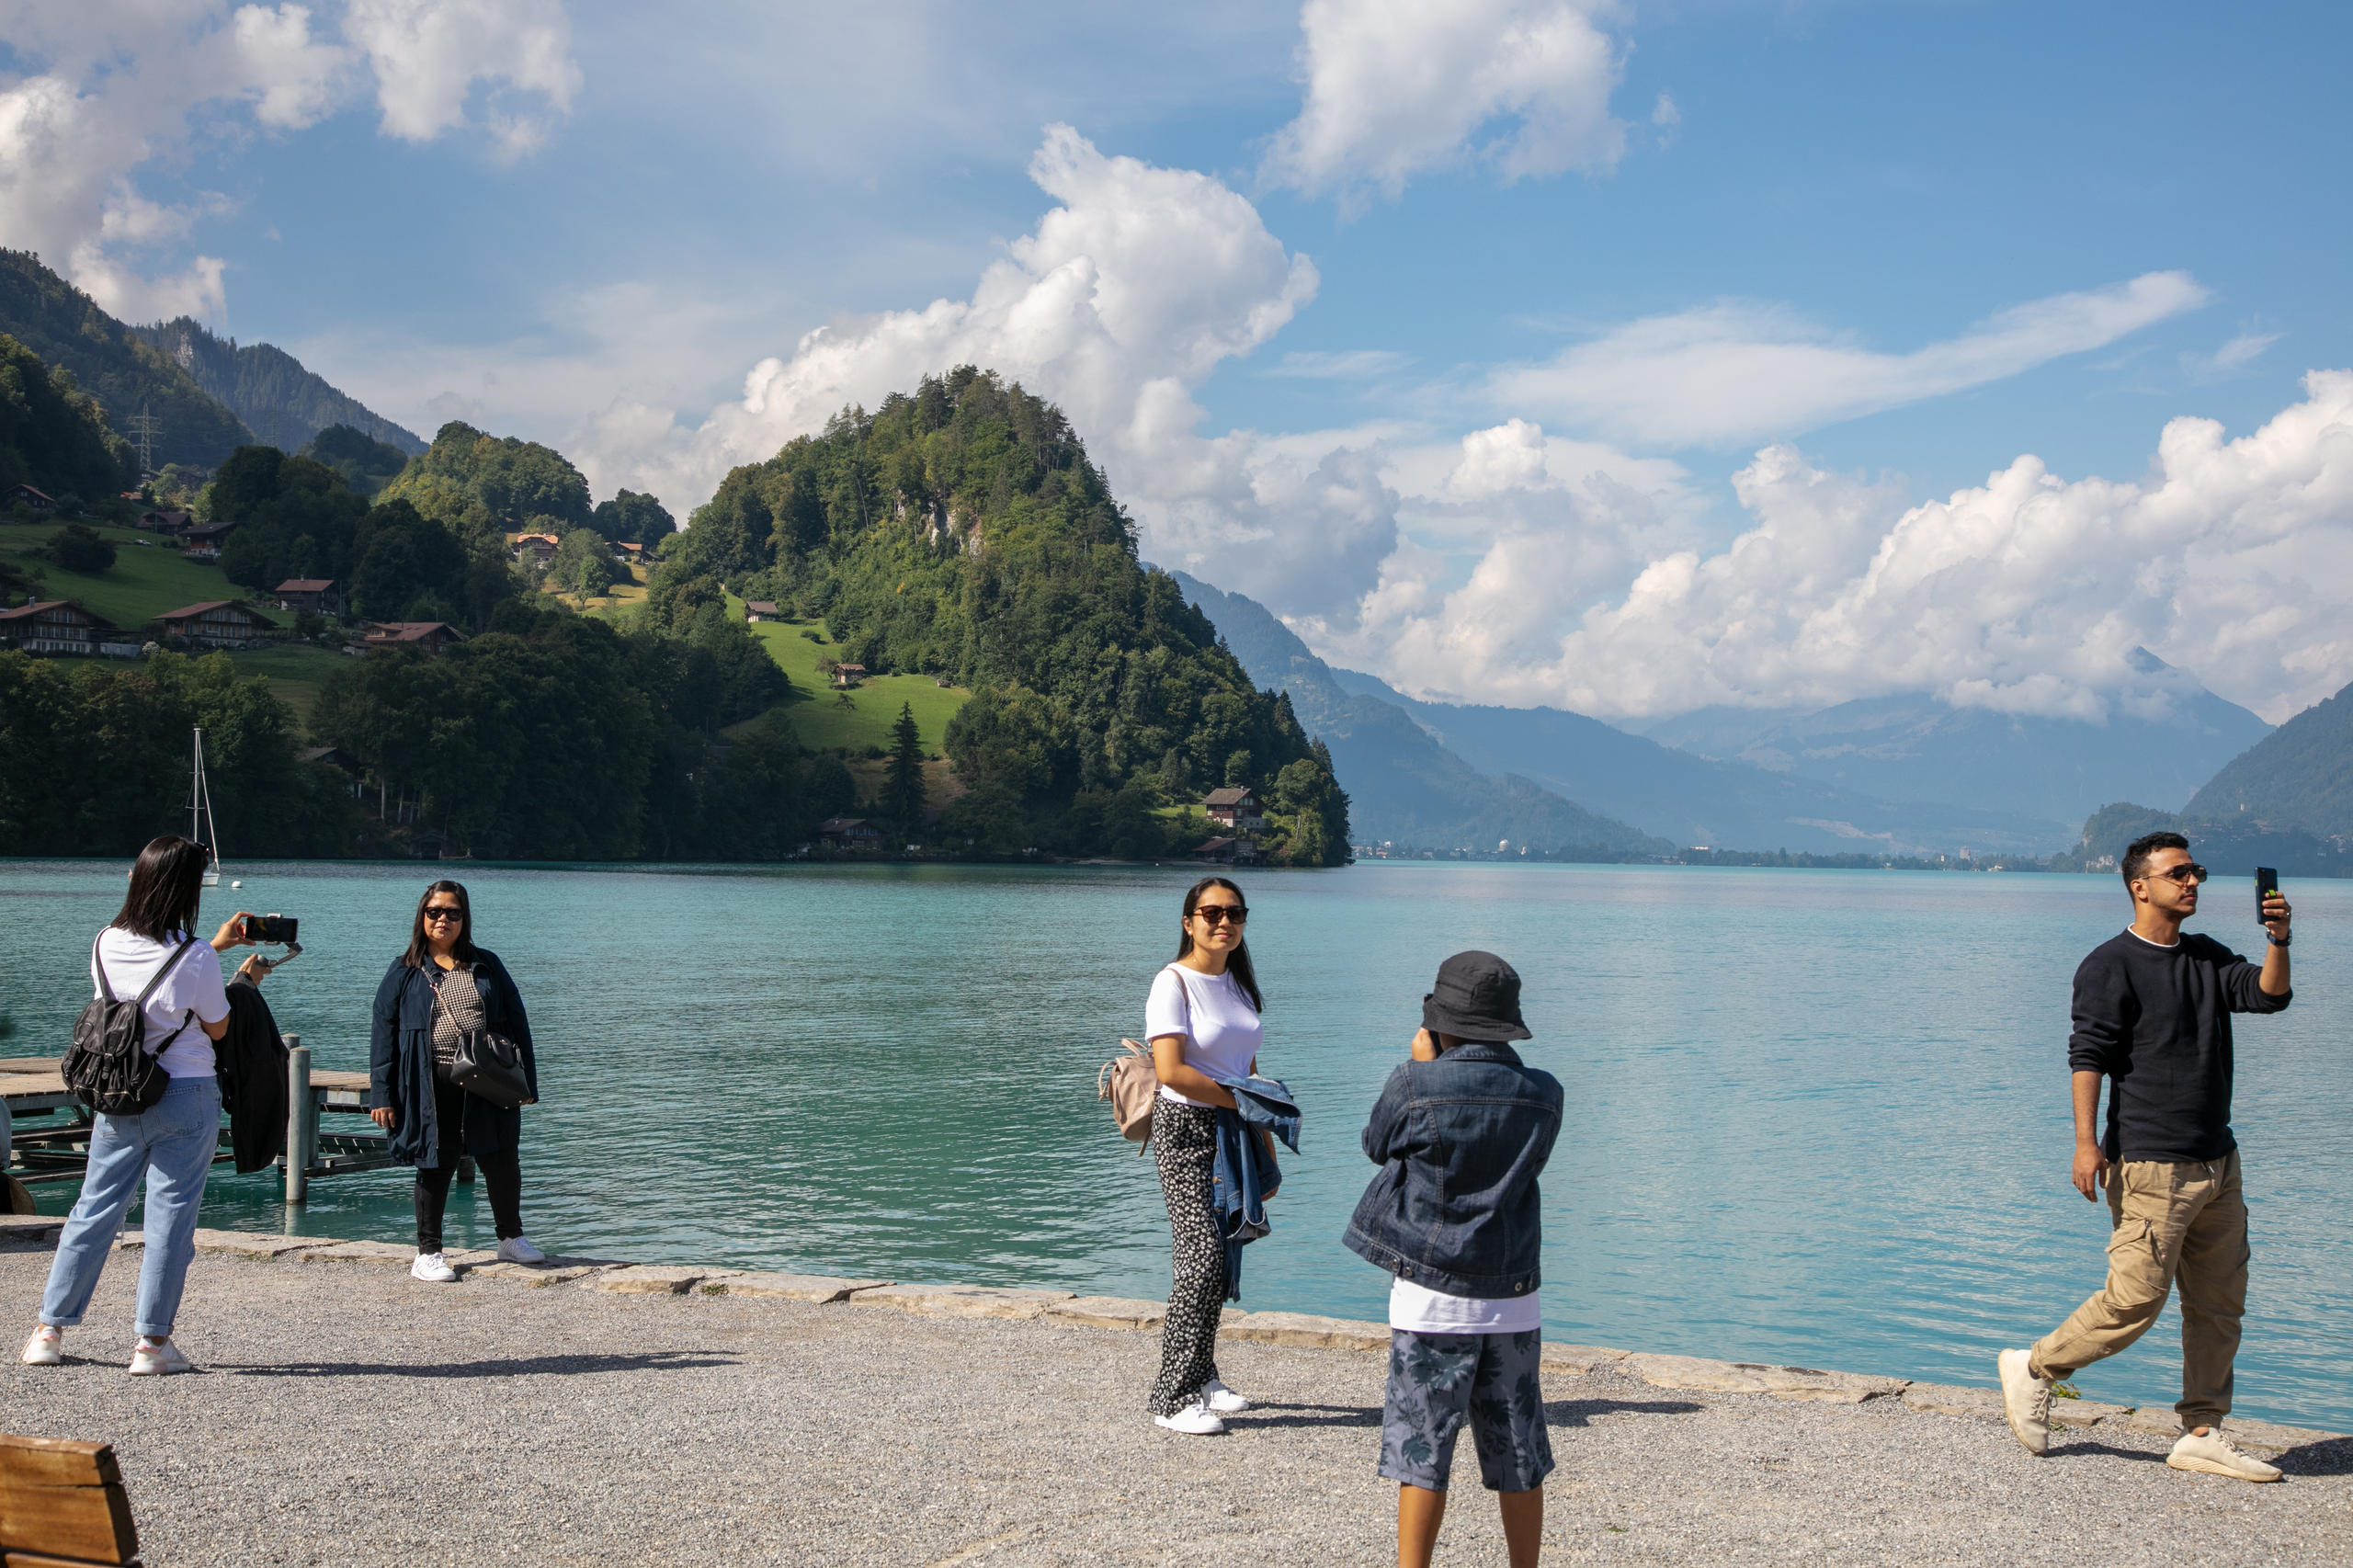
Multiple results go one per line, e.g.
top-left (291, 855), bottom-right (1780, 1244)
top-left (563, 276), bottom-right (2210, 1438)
top-left (63, 935), bottom-right (199, 1116)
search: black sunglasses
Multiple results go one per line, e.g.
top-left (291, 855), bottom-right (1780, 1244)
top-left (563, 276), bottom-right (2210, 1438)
top-left (2151, 864), bottom-right (2208, 885)
top-left (1192, 903), bottom-right (1248, 926)
top-left (422, 904), bottom-right (465, 922)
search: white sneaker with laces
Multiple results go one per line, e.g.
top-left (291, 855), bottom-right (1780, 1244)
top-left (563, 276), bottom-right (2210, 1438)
top-left (1997, 1348), bottom-right (2051, 1455)
top-left (411, 1251), bottom-right (459, 1283)
top-left (495, 1235), bottom-right (546, 1265)
top-left (1153, 1400), bottom-right (1227, 1436)
top-left (1202, 1378), bottom-right (1250, 1414)
top-left (128, 1339), bottom-right (192, 1376)
top-left (21, 1327), bottom-right (62, 1366)
top-left (2168, 1428), bottom-right (2282, 1483)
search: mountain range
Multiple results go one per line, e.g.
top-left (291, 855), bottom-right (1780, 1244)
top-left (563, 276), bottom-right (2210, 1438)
top-left (0, 250), bottom-right (415, 470)
top-left (1166, 571), bottom-right (2070, 856)
top-left (2184, 676), bottom-right (2353, 840)
top-left (1634, 653), bottom-right (2270, 827)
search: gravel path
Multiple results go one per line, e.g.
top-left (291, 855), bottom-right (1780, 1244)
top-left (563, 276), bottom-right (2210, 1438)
top-left (4, 1242), bottom-right (2350, 1566)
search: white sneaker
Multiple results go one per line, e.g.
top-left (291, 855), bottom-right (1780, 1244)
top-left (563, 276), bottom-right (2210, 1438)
top-left (410, 1251), bottom-right (458, 1283)
top-left (21, 1327), bottom-right (62, 1366)
top-left (128, 1339), bottom-right (192, 1376)
top-left (1153, 1400), bottom-right (1227, 1436)
top-left (1203, 1378), bottom-right (1251, 1414)
top-left (495, 1235), bottom-right (546, 1265)
top-left (1997, 1348), bottom-right (2051, 1455)
top-left (2168, 1428), bottom-right (2283, 1483)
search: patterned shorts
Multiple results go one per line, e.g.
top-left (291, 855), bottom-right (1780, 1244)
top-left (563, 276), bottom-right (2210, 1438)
top-left (1379, 1328), bottom-right (1555, 1494)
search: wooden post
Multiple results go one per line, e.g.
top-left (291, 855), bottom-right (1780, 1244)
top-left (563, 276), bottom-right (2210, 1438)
top-left (285, 1044), bottom-right (312, 1205)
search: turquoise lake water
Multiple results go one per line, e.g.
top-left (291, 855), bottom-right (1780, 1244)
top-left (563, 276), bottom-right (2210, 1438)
top-left (3, 858), bottom-right (2346, 1428)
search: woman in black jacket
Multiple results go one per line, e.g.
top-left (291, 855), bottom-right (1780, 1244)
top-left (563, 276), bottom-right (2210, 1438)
top-left (369, 881), bottom-right (543, 1282)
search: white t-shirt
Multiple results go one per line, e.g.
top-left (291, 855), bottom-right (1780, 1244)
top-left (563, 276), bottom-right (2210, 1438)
top-left (1145, 963), bottom-right (1263, 1106)
top-left (91, 927), bottom-right (229, 1078)
top-left (1389, 1277), bottom-right (1542, 1335)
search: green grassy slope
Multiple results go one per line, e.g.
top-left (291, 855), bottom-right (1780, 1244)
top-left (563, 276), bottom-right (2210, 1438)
top-left (224, 644), bottom-right (348, 727)
top-left (0, 517), bottom-right (263, 630)
top-left (740, 608), bottom-right (971, 755)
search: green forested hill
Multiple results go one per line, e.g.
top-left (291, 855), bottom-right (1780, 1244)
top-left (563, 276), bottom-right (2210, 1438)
top-left (2184, 678), bottom-right (2353, 839)
top-left (380, 420), bottom-right (594, 530)
top-left (0, 251), bottom-right (251, 467)
top-left (131, 317), bottom-right (424, 455)
top-left (667, 366), bottom-right (1351, 863)
top-left (0, 334), bottom-right (138, 500)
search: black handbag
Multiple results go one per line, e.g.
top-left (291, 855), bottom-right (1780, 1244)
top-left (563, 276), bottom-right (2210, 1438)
top-left (434, 972), bottom-right (531, 1109)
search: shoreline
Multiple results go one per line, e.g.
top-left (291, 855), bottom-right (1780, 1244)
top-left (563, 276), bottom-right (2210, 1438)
top-left (5, 1214), bottom-right (2339, 1457)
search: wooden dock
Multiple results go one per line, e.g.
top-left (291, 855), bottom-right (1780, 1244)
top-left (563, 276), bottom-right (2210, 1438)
top-left (3, 1043), bottom-right (399, 1205)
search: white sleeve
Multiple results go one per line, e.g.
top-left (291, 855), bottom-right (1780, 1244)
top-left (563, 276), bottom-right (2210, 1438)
top-left (1144, 967), bottom-right (1189, 1044)
top-left (176, 943), bottom-right (232, 1024)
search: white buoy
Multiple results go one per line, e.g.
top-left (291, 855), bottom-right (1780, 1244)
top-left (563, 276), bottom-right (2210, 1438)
top-left (231, 880), bottom-right (243, 889)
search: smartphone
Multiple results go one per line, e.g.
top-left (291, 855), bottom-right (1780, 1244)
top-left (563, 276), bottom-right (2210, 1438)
top-left (2255, 868), bottom-right (2279, 923)
top-left (241, 913), bottom-right (299, 945)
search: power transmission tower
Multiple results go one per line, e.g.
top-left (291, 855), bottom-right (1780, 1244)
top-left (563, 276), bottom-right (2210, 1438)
top-left (126, 403), bottom-right (163, 474)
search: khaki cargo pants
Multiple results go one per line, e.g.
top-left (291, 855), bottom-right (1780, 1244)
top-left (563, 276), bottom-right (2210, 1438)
top-left (2029, 1150), bottom-right (2246, 1429)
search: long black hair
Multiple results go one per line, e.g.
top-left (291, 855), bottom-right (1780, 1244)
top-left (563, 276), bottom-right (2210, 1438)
top-left (1174, 875), bottom-right (1262, 1012)
top-left (402, 880), bottom-right (482, 969)
top-left (111, 835), bottom-right (210, 941)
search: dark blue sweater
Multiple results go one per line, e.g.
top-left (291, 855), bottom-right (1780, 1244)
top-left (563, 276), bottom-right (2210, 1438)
top-left (2067, 929), bottom-right (2289, 1164)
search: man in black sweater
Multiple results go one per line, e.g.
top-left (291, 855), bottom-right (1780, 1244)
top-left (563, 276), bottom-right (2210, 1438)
top-left (1999, 831), bottom-right (2292, 1482)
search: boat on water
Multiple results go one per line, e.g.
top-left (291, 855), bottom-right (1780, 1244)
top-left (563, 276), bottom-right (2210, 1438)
top-left (190, 726), bottom-right (222, 886)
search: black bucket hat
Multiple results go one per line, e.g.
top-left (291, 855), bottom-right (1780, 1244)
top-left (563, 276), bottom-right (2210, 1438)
top-left (1421, 949), bottom-right (1530, 1041)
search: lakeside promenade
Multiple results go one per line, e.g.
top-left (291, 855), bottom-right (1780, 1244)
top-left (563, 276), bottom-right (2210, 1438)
top-left (4, 1222), bottom-right (2348, 1565)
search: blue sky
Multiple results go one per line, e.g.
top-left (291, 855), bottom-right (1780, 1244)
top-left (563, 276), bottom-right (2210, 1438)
top-left (8, 0), bottom-right (2351, 722)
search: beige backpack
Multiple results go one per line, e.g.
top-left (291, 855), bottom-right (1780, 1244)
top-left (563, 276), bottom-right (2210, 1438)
top-left (1099, 966), bottom-right (1187, 1146)
top-left (1097, 1039), bottom-right (1159, 1146)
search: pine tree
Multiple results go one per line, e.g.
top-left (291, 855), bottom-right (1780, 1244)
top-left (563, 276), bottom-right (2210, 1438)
top-left (882, 701), bottom-right (926, 835)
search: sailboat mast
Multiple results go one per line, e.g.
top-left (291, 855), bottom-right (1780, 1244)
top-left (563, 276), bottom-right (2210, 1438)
top-left (192, 726), bottom-right (223, 882)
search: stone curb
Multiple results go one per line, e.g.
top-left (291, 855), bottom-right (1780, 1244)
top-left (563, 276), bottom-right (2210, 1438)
top-left (589, 1265), bottom-right (745, 1295)
top-left (844, 1283), bottom-right (1076, 1320)
top-left (707, 1272), bottom-right (892, 1303)
top-left (1625, 1352), bottom-right (1906, 1404)
top-left (1222, 1312), bottom-right (1388, 1352)
top-left (13, 1223), bottom-right (2351, 1449)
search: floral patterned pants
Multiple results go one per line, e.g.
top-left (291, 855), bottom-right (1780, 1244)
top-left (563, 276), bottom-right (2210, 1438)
top-left (1149, 1099), bottom-right (1225, 1415)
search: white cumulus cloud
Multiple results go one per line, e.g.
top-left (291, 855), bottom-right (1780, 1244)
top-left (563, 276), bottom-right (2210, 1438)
top-left (1492, 271), bottom-right (2211, 448)
top-left (1262, 0), bottom-right (1627, 200)
top-left (594, 125), bottom-right (1404, 618)
top-left (0, 0), bottom-right (578, 320)
top-left (1321, 371), bottom-right (2353, 725)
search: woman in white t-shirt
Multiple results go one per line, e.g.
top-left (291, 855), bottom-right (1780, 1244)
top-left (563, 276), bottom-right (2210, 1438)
top-left (1143, 875), bottom-right (1266, 1435)
top-left (21, 835), bottom-right (266, 1376)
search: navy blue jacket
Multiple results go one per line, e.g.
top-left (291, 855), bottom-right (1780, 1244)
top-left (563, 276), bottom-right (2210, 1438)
top-left (1343, 1041), bottom-right (1562, 1297)
top-left (369, 950), bottom-right (537, 1166)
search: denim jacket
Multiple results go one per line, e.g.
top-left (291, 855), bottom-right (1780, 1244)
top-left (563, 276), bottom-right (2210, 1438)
top-left (1342, 1042), bottom-right (1561, 1297)
top-left (1211, 1074), bottom-right (1300, 1303)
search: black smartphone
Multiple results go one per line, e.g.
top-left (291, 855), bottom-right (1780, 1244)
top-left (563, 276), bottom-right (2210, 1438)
top-left (2255, 868), bottom-right (2279, 922)
top-left (241, 913), bottom-right (299, 945)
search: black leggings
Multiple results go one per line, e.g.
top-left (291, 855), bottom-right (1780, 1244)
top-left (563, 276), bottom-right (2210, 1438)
top-left (413, 1077), bottom-right (522, 1253)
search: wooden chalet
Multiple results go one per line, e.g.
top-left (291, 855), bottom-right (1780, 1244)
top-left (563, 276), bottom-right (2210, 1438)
top-left (3, 483), bottom-right (56, 513)
top-left (137, 507), bottom-right (193, 533)
top-left (362, 620), bottom-right (468, 656)
top-left (816, 816), bottom-right (881, 848)
top-left (509, 532), bottom-right (560, 567)
top-left (744, 600), bottom-right (779, 622)
top-left (1202, 786), bottom-right (1267, 833)
top-left (178, 520), bottom-right (235, 561)
top-left (275, 578), bottom-right (344, 617)
top-left (153, 600), bottom-right (275, 649)
top-left (0, 599), bottom-right (118, 654)
top-left (832, 662), bottom-right (867, 688)
top-left (1190, 835), bottom-right (1266, 867)
top-left (610, 540), bottom-right (646, 566)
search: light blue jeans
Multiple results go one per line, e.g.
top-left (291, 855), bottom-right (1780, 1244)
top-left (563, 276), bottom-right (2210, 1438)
top-left (40, 1075), bottom-right (222, 1339)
